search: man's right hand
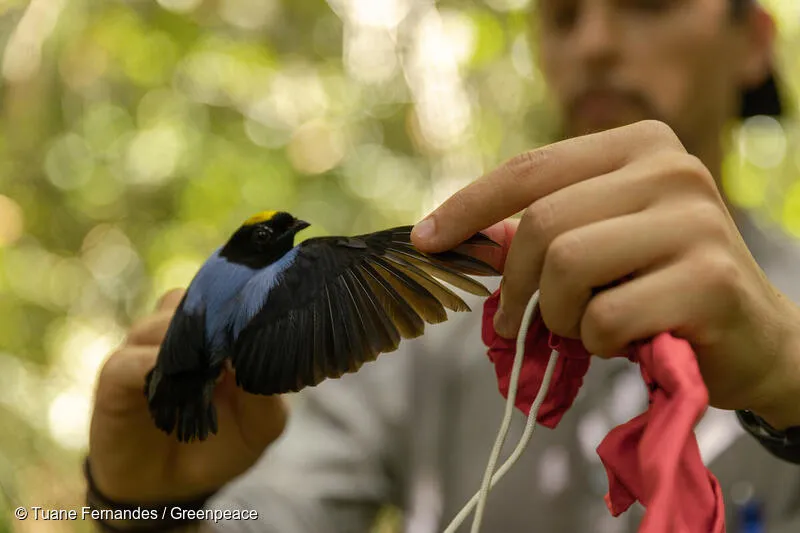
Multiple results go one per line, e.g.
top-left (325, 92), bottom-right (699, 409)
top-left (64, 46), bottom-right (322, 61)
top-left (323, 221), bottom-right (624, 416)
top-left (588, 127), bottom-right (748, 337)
top-left (88, 288), bottom-right (288, 503)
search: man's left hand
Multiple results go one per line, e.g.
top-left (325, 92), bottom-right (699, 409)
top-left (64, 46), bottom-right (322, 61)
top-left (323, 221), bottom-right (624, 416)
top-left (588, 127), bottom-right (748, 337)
top-left (411, 120), bottom-right (800, 429)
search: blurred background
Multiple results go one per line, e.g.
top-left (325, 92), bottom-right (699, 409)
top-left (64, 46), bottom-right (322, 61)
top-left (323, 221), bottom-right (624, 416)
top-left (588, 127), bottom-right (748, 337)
top-left (0, 0), bottom-right (798, 531)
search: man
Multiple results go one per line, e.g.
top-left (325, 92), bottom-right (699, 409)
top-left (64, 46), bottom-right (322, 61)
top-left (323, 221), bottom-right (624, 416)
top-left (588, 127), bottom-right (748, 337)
top-left (87, 0), bottom-right (800, 531)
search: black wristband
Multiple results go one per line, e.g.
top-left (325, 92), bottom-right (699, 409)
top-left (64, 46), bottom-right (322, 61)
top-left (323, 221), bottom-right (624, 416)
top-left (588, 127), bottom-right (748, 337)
top-left (736, 410), bottom-right (800, 464)
top-left (83, 457), bottom-right (216, 532)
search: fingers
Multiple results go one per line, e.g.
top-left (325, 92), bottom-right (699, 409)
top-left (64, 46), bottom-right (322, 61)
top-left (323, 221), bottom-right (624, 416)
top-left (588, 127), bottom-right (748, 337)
top-left (127, 289), bottom-right (186, 347)
top-left (96, 345), bottom-right (158, 398)
top-left (411, 120), bottom-right (682, 252)
top-left (578, 246), bottom-right (739, 358)
top-left (535, 209), bottom-right (690, 342)
top-left (490, 164), bottom-right (660, 338)
top-left (212, 369), bottom-right (289, 455)
top-left (97, 288), bottom-right (186, 399)
top-left (157, 288), bottom-right (186, 311)
top-left (234, 391), bottom-right (289, 453)
top-left (127, 312), bottom-right (175, 347)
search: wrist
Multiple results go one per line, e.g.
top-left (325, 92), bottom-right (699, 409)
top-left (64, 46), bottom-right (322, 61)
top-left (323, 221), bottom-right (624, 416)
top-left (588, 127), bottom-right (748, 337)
top-left (84, 457), bottom-right (217, 532)
top-left (736, 409), bottom-right (800, 464)
top-left (751, 308), bottom-right (800, 430)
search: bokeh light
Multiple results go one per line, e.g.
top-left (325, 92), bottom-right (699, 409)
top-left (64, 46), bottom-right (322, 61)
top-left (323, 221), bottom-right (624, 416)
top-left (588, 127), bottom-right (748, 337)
top-left (0, 195), bottom-right (24, 247)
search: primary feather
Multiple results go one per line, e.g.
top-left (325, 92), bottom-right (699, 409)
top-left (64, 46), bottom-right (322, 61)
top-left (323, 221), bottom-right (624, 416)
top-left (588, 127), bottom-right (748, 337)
top-left (145, 212), bottom-right (500, 442)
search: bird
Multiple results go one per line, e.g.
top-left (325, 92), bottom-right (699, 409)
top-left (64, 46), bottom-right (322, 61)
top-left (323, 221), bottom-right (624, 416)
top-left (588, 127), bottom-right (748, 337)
top-left (144, 210), bottom-right (501, 442)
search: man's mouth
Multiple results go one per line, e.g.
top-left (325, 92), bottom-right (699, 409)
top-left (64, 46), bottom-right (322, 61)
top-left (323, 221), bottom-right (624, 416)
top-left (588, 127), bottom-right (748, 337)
top-left (568, 89), bottom-right (645, 133)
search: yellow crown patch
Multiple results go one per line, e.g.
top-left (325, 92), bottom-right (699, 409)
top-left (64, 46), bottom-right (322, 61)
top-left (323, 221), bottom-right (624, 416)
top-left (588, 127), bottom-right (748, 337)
top-left (243, 210), bottom-right (278, 226)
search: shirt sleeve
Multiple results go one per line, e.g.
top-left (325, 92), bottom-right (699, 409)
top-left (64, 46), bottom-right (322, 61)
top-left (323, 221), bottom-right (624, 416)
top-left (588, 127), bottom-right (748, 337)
top-left (203, 346), bottom-right (412, 533)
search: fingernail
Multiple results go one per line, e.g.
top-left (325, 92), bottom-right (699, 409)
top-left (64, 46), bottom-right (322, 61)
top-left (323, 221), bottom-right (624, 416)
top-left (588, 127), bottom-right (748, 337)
top-left (494, 307), bottom-right (517, 339)
top-left (412, 217), bottom-right (436, 242)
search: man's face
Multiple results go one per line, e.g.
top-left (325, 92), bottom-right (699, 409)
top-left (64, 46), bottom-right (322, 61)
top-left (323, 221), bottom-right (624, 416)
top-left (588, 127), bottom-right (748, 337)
top-left (534, 0), bottom-right (760, 150)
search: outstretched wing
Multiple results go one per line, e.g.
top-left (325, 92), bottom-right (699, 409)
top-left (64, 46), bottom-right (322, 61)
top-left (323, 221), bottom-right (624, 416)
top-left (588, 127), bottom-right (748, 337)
top-left (230, 226), bottom-right (500, 395)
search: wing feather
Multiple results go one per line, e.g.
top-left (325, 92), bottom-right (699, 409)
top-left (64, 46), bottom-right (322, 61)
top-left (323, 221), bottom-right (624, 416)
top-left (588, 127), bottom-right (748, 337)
top-left (331, 276), bottom-right (371, 374)
top-left (384, 228), bottom-right (500, 276)
top-left (345, 269), bottom-right (401, 352)
top-left (310, 297), bottom-right (328, 386)
top-left (357, 262), bottom-right (425, 339)
top-left (379, 252), bottom-right (469, 312)
top-left (369, 255), bottom-right (447, 324)
top-left (333, 275), bottom-right (372, 371)
top-left (385, 249), bottom-right (491, 296)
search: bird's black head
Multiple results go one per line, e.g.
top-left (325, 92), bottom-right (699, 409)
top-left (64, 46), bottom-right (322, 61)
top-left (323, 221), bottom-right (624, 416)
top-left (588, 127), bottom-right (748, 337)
top-left (220, 211), bottom-right (310, 269)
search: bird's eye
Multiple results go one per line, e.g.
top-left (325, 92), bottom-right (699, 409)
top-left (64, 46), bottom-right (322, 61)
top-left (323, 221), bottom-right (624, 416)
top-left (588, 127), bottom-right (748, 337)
top-left (253, 226), bottom-right (273, 245)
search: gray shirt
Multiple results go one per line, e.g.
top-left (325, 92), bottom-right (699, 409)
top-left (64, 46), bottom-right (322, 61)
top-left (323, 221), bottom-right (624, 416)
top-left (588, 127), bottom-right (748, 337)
top-left (207, 210), bottom-right (800, 532)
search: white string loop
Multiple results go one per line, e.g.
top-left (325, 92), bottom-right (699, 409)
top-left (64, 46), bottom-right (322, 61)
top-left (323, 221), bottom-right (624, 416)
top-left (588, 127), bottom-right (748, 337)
top-left (442, 290), bottom-right (560, 533)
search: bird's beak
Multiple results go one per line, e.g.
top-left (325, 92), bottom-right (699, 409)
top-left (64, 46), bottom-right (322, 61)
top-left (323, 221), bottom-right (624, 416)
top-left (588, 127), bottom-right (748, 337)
top-left (291, 219), bottom-right (311, 233)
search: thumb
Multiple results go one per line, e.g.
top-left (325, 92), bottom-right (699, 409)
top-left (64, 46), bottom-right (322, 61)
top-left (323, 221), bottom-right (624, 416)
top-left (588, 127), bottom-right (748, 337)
top-left (156, 288), bottom-right (186, 311)
top-left (218, 368), bottom-right (290, 451)
top-left (235, 392), bottom-right (289, 452)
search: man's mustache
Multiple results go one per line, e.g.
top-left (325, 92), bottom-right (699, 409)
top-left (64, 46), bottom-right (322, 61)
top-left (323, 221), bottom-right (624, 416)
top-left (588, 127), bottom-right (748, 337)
top-left (567, 86), bottom-right (654, 117)
top-left (559, 85), bottom-right (663, 139)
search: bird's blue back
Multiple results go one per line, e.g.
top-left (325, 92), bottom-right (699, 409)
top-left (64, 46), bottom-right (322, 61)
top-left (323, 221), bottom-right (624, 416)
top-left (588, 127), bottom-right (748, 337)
top-left (182, 245), bottom-right (301, 353)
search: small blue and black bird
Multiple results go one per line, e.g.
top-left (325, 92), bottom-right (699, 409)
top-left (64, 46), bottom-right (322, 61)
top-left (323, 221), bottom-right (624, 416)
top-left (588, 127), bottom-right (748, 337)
top-left (145, 211), bottom-right (500, 442)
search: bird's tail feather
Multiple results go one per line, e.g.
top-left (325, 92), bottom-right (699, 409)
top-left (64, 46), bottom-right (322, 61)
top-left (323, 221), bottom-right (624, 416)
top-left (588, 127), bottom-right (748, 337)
top-left (144, 368), bottom-right (219, 443)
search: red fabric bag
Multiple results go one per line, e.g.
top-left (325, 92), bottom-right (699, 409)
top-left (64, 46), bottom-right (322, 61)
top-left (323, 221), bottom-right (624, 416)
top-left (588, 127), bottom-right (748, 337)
top-left (482, 289), bottom-right (726, 533)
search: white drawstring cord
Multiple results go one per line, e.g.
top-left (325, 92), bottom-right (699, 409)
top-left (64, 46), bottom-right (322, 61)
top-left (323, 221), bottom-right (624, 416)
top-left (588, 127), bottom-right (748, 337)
top-left (442, 290), bottom-right (561, 533)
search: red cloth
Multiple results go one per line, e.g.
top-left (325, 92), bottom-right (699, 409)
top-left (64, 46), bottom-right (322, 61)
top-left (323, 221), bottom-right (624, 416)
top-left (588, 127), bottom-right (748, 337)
top-left (482, 290), bottom-right (725, 533)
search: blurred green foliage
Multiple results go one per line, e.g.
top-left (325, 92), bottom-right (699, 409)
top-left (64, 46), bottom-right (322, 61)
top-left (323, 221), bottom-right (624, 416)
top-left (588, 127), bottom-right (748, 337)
top-left (0, 0), bottom-right (798, 531)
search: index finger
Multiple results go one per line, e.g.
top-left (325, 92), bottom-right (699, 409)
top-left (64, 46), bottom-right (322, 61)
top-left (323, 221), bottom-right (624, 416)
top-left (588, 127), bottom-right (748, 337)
top-left (156, 288), bottom-right (186, 311)
top-left (411, 120), bottom-right (681, 252)
top-left (97, 345), bottom-right (159, 395)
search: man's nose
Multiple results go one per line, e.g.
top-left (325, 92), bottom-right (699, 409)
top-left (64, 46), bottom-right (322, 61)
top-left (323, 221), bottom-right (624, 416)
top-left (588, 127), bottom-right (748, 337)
top-left (573, 4), bottom-right (619, 67)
